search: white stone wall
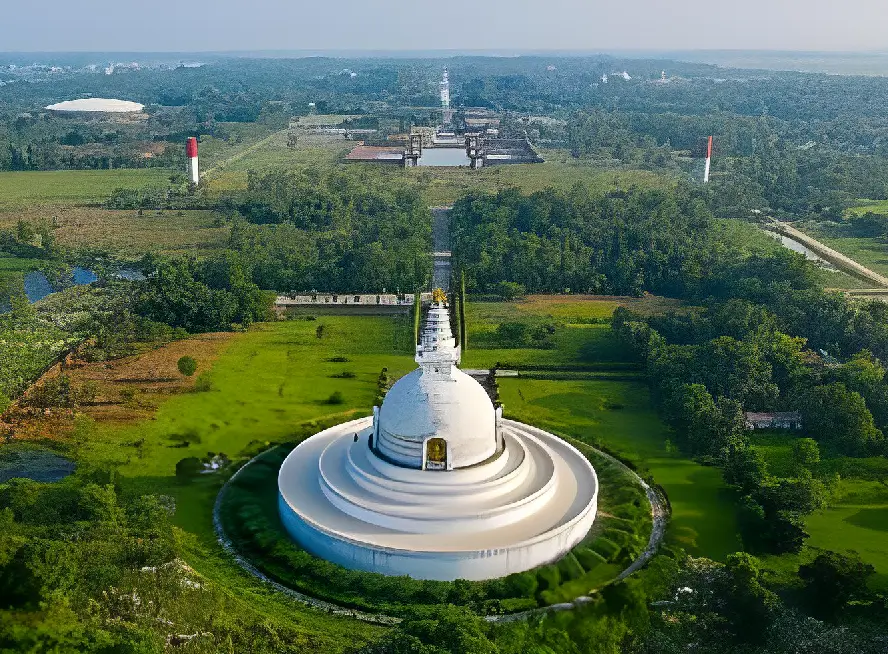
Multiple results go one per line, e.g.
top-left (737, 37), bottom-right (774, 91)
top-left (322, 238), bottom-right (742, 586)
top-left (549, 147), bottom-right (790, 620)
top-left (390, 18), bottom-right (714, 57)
top-left (278, 492), bottom-right (598, 581)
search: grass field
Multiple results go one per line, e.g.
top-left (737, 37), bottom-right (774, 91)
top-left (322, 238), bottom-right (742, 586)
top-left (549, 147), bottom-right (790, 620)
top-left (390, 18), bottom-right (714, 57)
top-left (461, 296), bottom-right (741, 560)
top-left (750, 431), bottom-right (888, 590)
top-left (806, 231), bottom-right (888, 279)
top-left (0, 169), bottom-right (170, 210)
top-left (499, 378), bottom-right (741, 560)
top-left (18, 316), bottom-right (419, 650)
top-left (847, 199), bottom-right (888, 216)
top-left (461, 297), bottom-right (675, 370)
top-left (201, 136), bottom-right (674, 205)
top-left (0, 208), bottom-right (230, 260)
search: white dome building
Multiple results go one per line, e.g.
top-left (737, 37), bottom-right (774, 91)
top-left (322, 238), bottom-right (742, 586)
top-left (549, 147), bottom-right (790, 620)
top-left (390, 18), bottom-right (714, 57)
top-left (278, 300), bottom-right (598, 581)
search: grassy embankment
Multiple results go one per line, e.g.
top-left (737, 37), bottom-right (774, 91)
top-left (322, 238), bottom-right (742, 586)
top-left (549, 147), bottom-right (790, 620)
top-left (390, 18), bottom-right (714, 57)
top-left (717, 217), bottom-right (868, 289)
top-left (785, 201), bottom-right (888, 281)
top-left (462, 296), bottom-right (743, 561)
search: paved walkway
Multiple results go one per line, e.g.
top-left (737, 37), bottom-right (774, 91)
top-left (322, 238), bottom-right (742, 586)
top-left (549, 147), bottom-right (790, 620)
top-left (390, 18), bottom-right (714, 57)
top-left (431, 207), bottom-right (452, 290)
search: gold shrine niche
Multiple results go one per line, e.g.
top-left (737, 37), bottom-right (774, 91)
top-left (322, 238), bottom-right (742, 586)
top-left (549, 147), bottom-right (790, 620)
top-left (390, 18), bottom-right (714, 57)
top-left (425, 438), bottom-right (447, 470)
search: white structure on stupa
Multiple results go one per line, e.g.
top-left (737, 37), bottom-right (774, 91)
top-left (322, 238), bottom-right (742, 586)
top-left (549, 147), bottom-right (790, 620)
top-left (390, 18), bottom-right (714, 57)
top-left (278, 296), bottom-right (598, 581)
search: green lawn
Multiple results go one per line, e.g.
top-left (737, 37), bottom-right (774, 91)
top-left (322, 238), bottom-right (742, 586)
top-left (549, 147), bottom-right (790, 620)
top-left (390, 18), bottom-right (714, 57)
top-left (72, 316), bottom-right (418, 650)
top-left (0, 169), bottom-right (171, 209)
top-left (462, 300), bottom-right (638, 370)
top-left (750, 431), bottom-right (888, 590)
top-left (498, 378), bottom-right (741, 561)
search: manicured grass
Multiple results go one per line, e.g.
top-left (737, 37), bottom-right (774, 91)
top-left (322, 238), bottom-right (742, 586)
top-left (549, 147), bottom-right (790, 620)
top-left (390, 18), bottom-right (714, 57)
top-left (461, 299), bottom-right (639, 370)
top-left (218, 438), bottom-right (650, 614)
top-left (0, 169), bottom-right (170, 209)
top-left (750, 431), bottom-right (888, 590)
top-left (84, 316), bottom-right (415, 481)
top-left (61, 316), bottom-right (416, 649)
top-left (498, 378), bottom-right (742, 561)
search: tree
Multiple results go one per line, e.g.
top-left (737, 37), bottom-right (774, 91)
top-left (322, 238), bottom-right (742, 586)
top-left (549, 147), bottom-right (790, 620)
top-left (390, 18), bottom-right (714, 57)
top-left (798, 383), bottom-right (884, 456)
top-left (792, 437), bottom-right (821, 470)
top-left (723, 447), bottom-right (770, 495)
top-left (799, 551), bottom-right (875, 619)
top-left (175, 457), bottom-right (203, 483)
top-left (493, 281), bottom-right (526, 301)
top-left (0, 392), bottom-right (10, 417)
top-left (177, 356), bottom-right (198, 377)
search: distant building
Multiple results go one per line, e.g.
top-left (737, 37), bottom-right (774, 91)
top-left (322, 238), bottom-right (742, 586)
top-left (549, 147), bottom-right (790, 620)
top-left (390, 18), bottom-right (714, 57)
top-left (744, 412), bottom-right (803, 430)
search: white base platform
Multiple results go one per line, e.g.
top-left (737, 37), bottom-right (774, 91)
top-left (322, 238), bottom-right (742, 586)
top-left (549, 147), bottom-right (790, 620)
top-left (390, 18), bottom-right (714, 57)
top-left (278, 417), bottom-right (598, 581)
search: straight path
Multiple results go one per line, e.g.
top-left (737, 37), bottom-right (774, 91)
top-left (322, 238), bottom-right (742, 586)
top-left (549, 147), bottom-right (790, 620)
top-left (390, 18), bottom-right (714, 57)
top-left (431, 206), bottom-right (452, 291)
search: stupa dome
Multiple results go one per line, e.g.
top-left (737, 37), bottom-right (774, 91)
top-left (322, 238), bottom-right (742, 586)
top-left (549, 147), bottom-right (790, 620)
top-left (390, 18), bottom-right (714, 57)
top-left (373, 299), bottom-right (500, 470)
top-left (375, 367), bottom-right (499, 469)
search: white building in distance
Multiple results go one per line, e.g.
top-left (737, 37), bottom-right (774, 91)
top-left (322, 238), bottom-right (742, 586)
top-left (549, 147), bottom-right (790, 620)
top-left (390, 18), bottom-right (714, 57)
top-left (278, 299), bottom-right (598, 581)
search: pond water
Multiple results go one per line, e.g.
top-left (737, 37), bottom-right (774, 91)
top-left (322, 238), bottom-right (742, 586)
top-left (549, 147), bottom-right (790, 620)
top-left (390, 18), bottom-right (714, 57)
top-left (24, 266), bottom-right (98, 302)
top-left (0, 446), bottom-right (76, 483)
top-left (418, 148), bottom-right (471, 167)
top-left (22, 266), bottom-right (144, 303)
top-left (767, 231), bottom-right (838, 271)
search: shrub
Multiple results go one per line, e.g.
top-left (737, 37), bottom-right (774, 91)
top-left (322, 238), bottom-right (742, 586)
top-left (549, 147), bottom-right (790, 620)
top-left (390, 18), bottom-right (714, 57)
top-left (193, 373), bottom-right (213, 392)
top-left (177, 356), bottom-right (198, 377)
top-left (591, 537), bottom-right (622, 562)
top-left (175, 457), bottom-right (203, 483)
top-left (326, 391), bottom-right (345, 405)
top-left (574, 547), bottom-right (607, 571)
top-left (330, 371), bottom-right (356, 379)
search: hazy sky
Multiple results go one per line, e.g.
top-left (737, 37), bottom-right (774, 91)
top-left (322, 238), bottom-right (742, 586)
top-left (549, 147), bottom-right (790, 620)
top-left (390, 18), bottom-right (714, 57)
top-left (2, 0), bottom-right (885, 52)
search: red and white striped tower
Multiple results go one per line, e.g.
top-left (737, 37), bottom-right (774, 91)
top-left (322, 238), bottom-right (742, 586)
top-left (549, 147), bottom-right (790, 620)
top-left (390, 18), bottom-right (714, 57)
top-left (186, 137), bottom-right (199, 186)
top-left (703, 135), bottom-right (713, 183)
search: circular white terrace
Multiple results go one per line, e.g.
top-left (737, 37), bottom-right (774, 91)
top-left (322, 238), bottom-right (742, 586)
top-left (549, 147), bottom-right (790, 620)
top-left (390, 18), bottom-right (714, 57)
top-left (278, 417), bottom-right (598, 581)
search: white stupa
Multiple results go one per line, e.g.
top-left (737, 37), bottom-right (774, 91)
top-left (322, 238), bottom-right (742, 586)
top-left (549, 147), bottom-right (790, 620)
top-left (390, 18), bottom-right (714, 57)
top-left (278, 296), bottom-right (598, 581)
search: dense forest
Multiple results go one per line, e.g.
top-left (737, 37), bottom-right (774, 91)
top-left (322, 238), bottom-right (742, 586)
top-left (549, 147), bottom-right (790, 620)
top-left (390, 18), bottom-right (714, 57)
top-left (452, 185), bottom-right (715, 297)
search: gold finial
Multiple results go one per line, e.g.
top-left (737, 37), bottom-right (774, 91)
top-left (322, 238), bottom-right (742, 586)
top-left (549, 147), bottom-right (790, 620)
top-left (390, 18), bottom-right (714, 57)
top-left (432, 288), bottom-right (448, 304)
